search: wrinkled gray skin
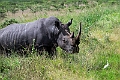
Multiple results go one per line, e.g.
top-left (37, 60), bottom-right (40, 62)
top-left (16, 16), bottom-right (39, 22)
top-left (0, 16), bottom-right (79, 56)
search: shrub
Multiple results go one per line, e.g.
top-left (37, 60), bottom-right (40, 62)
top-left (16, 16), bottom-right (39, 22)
top-left (0, 19), bottom-right (18, 28)
top-left (0, 8), bottom-right (6, 19)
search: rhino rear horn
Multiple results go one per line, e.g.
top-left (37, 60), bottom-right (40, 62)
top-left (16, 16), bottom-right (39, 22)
top-left (70, 32), bottom-right (74, 38)
top-left (67, 18), bottom-right (73, 26)
top-left (76, 22), bottom-right (82, 44)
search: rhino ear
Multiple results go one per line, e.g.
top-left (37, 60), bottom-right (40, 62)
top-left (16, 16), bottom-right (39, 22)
top-left (55, 21), bottom-right (60, 29)
top-left (67, 18), bottom-right (73, 26)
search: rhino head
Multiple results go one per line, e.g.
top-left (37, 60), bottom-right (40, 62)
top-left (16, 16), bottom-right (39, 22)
top-left (57, 21), bottom-right (81, 53)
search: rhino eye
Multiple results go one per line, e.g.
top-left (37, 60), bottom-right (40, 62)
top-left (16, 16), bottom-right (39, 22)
top-left (62, 38), bottom-right (66, 43)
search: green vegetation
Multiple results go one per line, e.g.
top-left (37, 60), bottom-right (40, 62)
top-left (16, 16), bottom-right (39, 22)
top-left (0, 19), bottom-right (18, 28)
top-left (0, 0), bottom-right (120, 80)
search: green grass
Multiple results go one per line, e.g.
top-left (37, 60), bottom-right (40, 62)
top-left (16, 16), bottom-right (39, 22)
top-left (0, 1), bottom-right (120, 80)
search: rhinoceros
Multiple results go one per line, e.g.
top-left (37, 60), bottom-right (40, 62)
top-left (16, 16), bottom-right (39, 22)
top-left (0, 16), bottom-right (81, 56)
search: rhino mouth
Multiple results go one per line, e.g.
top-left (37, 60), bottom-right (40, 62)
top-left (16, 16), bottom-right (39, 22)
top-left (62, 48), bottom-right (74, 53)
top-left (62, 46), bottom-right (79, 53)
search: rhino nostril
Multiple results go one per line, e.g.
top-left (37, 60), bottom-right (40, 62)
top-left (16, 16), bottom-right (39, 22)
top-left (68, 49), bottom-right (73, 52)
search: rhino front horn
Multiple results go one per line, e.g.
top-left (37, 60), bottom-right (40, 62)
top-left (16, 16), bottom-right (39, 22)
top-left (76, 22), bottom-right (82, 45)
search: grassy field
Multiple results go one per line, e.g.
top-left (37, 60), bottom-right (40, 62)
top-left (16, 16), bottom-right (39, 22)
top-left (0, 0), bottom-right (120, 80)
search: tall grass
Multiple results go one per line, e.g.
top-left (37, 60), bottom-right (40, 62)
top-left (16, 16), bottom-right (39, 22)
top-left (0, 1), bottom-right (120, 80)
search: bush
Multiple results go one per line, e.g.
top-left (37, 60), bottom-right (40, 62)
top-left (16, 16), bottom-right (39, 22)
top-left (0, 8), bottom-right (6, 19)
top-left (0, 19), bottom-right (18, 28)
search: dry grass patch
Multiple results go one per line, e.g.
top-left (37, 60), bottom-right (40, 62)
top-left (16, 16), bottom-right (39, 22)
top-left (90, 29), bottom-right (105, 42)
top-left (110, 27), bottom-right (120, 41)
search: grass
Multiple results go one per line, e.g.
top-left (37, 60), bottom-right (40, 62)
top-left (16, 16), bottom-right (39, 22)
top-left (0, 1), bottom-right (120, 80)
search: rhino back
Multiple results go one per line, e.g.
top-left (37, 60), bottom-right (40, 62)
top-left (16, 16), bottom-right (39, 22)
top-left (0, 19), bottom-right (46, 50)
